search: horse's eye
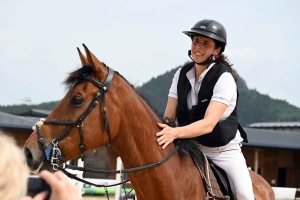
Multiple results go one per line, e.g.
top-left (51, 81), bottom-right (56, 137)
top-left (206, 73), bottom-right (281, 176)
top-left (71, 96), bottom-right (84, 105)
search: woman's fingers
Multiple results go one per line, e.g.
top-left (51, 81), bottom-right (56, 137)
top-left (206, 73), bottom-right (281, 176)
top-left (157, 123), bottom-right (167, 129)
top-left (162, 142), bottom-right (169, 150)
top-left (156, 123), bottom-right (169, 137)
top-left (156, 124), bottom-right (177, 149)
top-left (157, 136), bottom-right (166, 145)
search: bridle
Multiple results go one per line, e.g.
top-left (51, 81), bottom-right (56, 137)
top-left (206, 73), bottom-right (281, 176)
top-left (36, 66), bottom-right (115, 170)
top-left (34, 66), bottom-right (178, 198)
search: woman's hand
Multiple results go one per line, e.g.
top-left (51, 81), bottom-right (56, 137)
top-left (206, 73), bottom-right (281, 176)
top-left (156, 123), bottom-right (179, 149)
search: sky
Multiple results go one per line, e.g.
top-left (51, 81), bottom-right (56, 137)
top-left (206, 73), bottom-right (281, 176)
top-left (1, 0), bottom-right (300, 108)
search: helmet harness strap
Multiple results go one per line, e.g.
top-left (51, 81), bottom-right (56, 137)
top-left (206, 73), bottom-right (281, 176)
top-left (188, 50), bottom-right (215, 68)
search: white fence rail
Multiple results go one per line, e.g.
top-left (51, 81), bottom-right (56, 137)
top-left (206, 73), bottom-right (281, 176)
top-left (273, 187), bottom-right (300, 200)
top-left (66, 157), bottom-right (300, 200)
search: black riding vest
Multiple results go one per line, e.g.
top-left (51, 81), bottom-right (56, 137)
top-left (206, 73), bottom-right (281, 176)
top-left (176, 62), bottom-right (248, 147)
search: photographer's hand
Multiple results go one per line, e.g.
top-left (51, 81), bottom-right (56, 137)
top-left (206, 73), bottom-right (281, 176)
top-left (21, 192), bottom-right (48, 200)
top-left (39, 170), bottom-right (80, 200)
top-left (22, 170), bottom-right (79, 200)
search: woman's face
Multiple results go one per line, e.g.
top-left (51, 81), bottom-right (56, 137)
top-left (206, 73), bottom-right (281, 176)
top-left (191, 35), bottom-right (221, 64)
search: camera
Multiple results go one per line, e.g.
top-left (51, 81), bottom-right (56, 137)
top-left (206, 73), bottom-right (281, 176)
top-left (27, 175), bottom-right (51, 199)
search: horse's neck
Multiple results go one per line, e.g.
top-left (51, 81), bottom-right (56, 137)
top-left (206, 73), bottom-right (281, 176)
top-left (113, 96), bottom-right (171, 168)
top-left (111, 96), bottom-right (206, 199)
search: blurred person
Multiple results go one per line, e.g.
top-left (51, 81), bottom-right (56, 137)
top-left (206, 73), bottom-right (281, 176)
top-left (0, 131), bottom-right (79, 200)
top-left (0, 131), bottom-right (28, 200)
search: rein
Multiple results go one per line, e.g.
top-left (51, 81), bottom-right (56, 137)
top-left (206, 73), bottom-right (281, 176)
top-left (34, 66), bottom-right (179, 199)
top-left (61, 145), bottom-right (179, 174)
top-left (55, 145), bottom-right (178, 197)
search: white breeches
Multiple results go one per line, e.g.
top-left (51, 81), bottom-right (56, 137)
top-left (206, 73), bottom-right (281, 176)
top-left (200, 143), bottom-right (254, 200)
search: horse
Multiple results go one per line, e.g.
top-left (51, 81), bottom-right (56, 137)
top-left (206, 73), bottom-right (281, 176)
top-left (24, 44), bottom-right (275, 200)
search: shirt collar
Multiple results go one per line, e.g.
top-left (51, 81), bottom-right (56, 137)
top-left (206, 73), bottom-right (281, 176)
top-left (186, 63), bottom-right (215, 82)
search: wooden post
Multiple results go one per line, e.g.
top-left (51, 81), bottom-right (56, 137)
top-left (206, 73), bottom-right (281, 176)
top-left (254, 149), bottom-right (259, 173)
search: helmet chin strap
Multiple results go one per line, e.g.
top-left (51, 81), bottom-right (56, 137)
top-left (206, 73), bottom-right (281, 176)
top-left (188, 50), bottom-right (214, 68)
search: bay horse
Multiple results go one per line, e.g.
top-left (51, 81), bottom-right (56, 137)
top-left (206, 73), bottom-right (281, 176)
top-left (24, 44), bottom-right (275, 200)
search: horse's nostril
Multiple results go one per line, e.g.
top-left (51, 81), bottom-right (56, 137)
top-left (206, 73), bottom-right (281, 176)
top-left (24, 148), bottom-right (42, 172)
top-left (24, 148), bottom-right (33, 167)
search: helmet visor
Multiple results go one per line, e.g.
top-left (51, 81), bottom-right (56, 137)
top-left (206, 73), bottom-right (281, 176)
top-left (183, 29), bottom-right (226, 44)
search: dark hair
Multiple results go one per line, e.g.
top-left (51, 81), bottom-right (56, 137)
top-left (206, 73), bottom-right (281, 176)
top-left (214, 40), bottom-right (238, 82)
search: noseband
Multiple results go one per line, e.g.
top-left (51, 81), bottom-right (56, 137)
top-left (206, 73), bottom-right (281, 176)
top-left (36, 67), bottom-right (115, 170)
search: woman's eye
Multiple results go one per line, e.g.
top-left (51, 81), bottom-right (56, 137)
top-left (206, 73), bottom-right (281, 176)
top-left (72, 96), bottom-right (84, 105)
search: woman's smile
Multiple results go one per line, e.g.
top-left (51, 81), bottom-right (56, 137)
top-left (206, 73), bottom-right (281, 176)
top-left (191, 35), bottom-right (217, 63)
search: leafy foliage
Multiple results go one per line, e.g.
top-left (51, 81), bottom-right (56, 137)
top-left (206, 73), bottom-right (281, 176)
top-left (236, 74), bottom-right (300, 125)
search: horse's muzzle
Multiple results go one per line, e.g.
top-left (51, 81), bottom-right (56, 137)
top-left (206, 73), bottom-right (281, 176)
top-left (24, 147), bottom-right (49, 172)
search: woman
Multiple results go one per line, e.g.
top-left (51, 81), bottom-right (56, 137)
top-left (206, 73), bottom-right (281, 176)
top-left (156, 19), bottom-right (254, 199)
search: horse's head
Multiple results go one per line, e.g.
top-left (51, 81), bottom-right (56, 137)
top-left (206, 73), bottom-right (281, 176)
top-left (24, 44), bottom-right (129, 172)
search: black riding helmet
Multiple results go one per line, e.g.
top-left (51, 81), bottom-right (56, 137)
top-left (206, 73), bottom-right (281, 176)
top-left (183, 19), bottom-right (227, 54)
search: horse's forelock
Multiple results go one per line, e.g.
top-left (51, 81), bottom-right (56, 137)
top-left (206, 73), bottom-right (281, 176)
top-left (63, 63), bottom-right (132, 91)
top-left (63, 64), bottom-right (94, 91)
top-left (63, 63), bottom-right (162, 119)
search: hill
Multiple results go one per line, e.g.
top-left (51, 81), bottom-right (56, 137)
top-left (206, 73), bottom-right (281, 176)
top-left (1, 62), bottom-right (300, 126)
top-left (0, 101), bottom-right (59, 115)
top-left (137, 62), bottom-right (300, 126)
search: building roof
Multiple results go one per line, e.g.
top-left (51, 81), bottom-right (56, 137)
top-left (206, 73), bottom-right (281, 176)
top-left (19, 109), bottom-right (51, 118)
top-left (1, 110), bottom-right (300, 151)
top-left (242, 127), bottom-right (300, 150)
top-left (248, 121), bottom-right (300, 128)
top-left (0, 111), bottom-right (40, 131)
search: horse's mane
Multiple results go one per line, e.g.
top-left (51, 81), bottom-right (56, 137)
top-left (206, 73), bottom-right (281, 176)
top-left (163, 118), bottom-right (204, 166)
top-left (64, 64), bottom-right (204, 166)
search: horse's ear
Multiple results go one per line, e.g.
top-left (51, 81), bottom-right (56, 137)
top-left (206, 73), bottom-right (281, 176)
top-left (77, 47), bottom-right (88, 65)
top-left (82, 44), bottom-right (107, 75)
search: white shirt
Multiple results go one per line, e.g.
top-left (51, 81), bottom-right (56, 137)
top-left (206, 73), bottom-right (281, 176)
top-left (168, 63), bottom-right (237, 121)
top-left (168, 63), bottom-right (244, 146)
